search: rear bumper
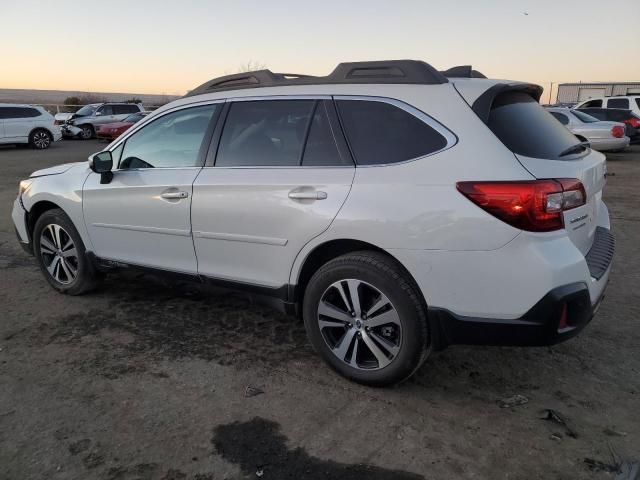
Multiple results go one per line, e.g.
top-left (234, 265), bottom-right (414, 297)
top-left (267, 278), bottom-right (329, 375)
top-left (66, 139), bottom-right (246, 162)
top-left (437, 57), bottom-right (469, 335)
top-left (429, 281), bottom-right (604, 348)
top-left (591, 136), bottom-right (630, 152)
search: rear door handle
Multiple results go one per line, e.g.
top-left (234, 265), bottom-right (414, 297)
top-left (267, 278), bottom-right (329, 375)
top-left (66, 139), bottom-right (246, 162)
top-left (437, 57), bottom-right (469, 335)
top-left (161, 191), bottom-right (189, 199)
top-left (288, 189), bottom-right (328, 200)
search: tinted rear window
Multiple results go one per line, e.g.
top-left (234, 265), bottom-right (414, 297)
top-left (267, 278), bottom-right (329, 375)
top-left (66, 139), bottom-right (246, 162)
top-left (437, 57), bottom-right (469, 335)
top-left (336, 100), bottom-right (447, 165)
top-left (488, 92), bottom-right (584, 159)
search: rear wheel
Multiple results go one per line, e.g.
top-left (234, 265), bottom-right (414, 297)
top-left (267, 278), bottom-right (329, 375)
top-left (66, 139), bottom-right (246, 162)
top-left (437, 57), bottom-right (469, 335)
top-left (303, 251), bottom-right (430, 386)
top-left (33, 209), bottom-right (100, 295)
top-left (29, 129), bottom-right (52, 149)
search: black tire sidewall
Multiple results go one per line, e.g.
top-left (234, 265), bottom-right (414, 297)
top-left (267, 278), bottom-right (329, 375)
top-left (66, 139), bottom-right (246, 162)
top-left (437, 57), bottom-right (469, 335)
top-left (303, 254), bottom-right (429, 386)
top-left (33, 209), bottom-right (94, 295)
top-left (29, 129), bottom-right (52, 149)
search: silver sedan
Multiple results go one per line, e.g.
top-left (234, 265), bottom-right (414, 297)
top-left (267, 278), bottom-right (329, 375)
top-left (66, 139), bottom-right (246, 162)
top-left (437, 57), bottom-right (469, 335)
top-left (546, 107), bottom-right (629, 152)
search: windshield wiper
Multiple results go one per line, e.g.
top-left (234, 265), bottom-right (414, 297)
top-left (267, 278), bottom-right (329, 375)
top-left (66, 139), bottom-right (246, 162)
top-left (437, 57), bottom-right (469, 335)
top-left (559, 143), bottom-right (586, 157)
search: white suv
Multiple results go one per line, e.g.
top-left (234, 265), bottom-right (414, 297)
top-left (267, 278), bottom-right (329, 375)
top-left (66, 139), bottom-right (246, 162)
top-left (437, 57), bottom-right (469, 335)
top-left (12, 61), bottom-right (614, 386)
top-left (575, 95), bottom-right (640, 117)
top-left (0, 104), bottom-right (61, 149)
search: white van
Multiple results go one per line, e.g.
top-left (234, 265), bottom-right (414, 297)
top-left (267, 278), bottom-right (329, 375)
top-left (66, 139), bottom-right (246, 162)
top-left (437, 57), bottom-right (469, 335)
top-left (0, 104), bottom-right (61, 149)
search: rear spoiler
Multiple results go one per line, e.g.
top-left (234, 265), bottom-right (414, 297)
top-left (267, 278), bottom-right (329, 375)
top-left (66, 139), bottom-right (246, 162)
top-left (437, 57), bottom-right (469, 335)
top-left (471, 83), bottom-right (544, 123)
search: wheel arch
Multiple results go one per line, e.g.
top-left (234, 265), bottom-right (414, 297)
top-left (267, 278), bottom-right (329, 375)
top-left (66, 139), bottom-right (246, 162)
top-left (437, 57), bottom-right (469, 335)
top-left (26, 200), bottom-right (64, 241)
top-left (291, 238), bottom-right (426, 308)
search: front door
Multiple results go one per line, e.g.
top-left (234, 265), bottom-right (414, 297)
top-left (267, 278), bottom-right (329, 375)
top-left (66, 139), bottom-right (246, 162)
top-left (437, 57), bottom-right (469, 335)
top-left (192, 99), bottom-right (355, 288)
top-left (83, 103), bottom-right (220, 274)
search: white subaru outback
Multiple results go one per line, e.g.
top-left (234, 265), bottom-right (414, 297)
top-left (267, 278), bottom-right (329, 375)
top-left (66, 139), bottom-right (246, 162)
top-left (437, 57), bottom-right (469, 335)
top-left (12, 61), bottom-right (614, 386)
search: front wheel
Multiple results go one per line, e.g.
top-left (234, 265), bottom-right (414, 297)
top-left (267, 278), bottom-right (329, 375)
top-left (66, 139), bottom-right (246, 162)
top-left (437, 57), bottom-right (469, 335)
top-left (79, 125), bottom-right (94, 139)
top-left (303, 251), bottom-right (430, 386)
top-left (33, 209), bottom-right (100, 295)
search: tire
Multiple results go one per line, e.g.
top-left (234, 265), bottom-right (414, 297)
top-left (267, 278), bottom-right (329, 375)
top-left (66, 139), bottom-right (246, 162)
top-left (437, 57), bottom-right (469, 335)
top-left (33, 208), bottom-right (100, 295)
top-left (303, 251), bottom-right (430, 386)
top-left (79, 124), bottom-right (94, 140)
top-left (29, 129), bottom-right (52, 149)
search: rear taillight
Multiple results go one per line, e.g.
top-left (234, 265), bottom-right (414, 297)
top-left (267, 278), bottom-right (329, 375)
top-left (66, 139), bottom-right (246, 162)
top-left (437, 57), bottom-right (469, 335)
top-left (627, 118), bottom-right (640, 129)
top-left (456, 179), bottom-right (586, 232)
top-left (611, 125), bottom-right (625, 138)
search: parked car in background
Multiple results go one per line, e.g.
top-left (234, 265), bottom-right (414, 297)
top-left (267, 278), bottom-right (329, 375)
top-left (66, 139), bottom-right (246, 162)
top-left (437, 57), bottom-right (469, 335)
top-left (97, 111), bottom-right (149, 141)
top-left (575, 95), bottom-right (640, 117)
top-left (0, 104), bottom-right (61, 149)
top-left (12, 60), bottom-right (614, 386)
top-left (546, 107), bottom-right (629, 152)
top-left (575, 108), bottom-right (640, 144)
top-left (62, 103), bottom-right (144, 140)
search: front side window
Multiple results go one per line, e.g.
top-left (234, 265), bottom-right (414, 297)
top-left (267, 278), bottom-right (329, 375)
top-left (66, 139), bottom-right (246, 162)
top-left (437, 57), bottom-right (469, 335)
top-left (118, 105), bottom-right (217, 169)
top-left (607, 98), bottom-right (629, 109)
top-left (636, 98), bottom-right (640, 110)
top-left (216, 100), bottom-right (315, 167)
top-left (75, 105), bottom-right (97, 117)
top-left (336, 100), bottom-right (447, 165)
top-left (580, 99), bottom-right (603, 108)
top-left (98, 105), bottom-right (114, 116)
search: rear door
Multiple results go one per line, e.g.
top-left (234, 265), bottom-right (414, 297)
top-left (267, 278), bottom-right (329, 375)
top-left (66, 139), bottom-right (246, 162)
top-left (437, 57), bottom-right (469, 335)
top-left (486, 91), bottom-right (607, 255)
top-left (191, 98), bottom-right (355, 288)
top-left (3, 107), bottom-right (37, 141)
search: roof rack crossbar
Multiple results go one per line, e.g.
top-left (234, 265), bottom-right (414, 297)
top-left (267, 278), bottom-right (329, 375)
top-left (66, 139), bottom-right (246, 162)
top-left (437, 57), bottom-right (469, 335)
top-left (185, 60), bottom-right (449, 97)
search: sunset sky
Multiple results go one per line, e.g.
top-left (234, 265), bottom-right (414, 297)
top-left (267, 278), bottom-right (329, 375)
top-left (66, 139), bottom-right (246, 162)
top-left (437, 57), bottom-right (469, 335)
top-left (2, 0), bottom-right (639, 100)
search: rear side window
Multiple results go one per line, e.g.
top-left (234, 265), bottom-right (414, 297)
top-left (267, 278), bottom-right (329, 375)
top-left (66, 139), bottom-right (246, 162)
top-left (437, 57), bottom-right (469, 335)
top-left (580, 99), bottom-right (602, 108)
top-left (549, 112), bottom-right (569, 125)
top-left (488, 92), bottom-right (584, 160)
top-left (0, 107), bottom-right (40, 118)
top-left (607, 98), bottom-right (629, 109)
top-left (217, 100), bottom-right (315, 167)
top-left (302, 102), bottom-right (349, 166)
top-left (337, 100), bottom-right (447, 165)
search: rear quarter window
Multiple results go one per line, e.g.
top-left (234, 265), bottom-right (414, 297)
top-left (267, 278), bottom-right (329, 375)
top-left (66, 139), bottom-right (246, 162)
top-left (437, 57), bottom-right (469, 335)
top-left (488, 92), bottom-right (584, 160)
top-left (336, 100), bottom-right (448, 165)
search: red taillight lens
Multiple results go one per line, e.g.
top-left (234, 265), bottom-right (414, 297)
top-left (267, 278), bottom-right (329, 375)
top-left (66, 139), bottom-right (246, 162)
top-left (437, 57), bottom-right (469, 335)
top-left (627, 118), bottom-right (640, 129)
top-left (611, 125), bottom-right (625, 138)
top-left (456, 179), bottom-right (586, 232)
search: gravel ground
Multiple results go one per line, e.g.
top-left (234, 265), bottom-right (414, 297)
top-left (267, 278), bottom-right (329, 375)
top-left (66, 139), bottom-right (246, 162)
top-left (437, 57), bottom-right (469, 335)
top-left (0, 139), bottom-right (638, 480)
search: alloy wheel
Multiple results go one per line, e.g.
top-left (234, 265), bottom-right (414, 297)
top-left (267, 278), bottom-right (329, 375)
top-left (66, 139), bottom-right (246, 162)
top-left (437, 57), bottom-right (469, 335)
top-left (81, 126), bottom-right (92, 139)
top-left (33, 131), bottom-right (51, 149)
top-left (317, 279), bottom-right (402, 370)
top-left (39, 224), bottom-right (78, 285)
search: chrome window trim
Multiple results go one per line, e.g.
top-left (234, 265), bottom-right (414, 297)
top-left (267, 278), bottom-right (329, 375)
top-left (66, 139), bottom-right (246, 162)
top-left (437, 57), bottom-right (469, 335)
top-left (333, 95), bottom-right (458, 167)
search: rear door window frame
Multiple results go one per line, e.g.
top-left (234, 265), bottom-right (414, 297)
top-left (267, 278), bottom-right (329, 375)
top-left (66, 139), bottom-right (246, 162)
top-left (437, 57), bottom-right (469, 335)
top-left (205, 95), bottom-right (354, 168)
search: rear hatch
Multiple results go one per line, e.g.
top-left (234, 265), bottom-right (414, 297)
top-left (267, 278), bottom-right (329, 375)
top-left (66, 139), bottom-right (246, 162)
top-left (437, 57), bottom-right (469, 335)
top-left (473, 88), bottom-right (607, 255)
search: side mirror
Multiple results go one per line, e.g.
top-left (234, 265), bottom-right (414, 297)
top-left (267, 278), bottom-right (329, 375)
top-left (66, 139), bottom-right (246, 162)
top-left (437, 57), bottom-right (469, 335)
top-left (95, 111), bottom-right (103, 116)
top-left (90, 151), bottom-right (114, 184)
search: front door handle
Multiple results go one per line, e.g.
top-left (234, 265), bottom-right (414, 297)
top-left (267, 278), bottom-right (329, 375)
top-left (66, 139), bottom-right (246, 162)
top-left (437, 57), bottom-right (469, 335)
top-left (161, 191), bottom-right (189, 199)
top-left (288, 189), bottom-right (328, 200)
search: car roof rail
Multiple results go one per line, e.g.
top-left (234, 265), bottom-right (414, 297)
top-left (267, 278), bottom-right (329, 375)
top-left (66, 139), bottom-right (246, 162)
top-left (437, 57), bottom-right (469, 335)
top-left (440, 65), bottom-right (487, 79)
top-left (185, 60), bottom-right (449, 97)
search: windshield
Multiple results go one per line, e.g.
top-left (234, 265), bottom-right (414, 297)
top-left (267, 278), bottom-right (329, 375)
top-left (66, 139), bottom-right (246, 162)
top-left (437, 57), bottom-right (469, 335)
top-left (488, 92), bottom-right (585, 160)
top-left (572, 110), bottom-right (599, 123)
top-left (75, 105), bottom-right (97, 116)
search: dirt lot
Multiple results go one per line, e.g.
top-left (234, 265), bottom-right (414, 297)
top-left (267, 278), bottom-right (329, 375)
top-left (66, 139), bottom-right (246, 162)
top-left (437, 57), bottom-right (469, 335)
top-left (0, 139), bottom-right (638, 480)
